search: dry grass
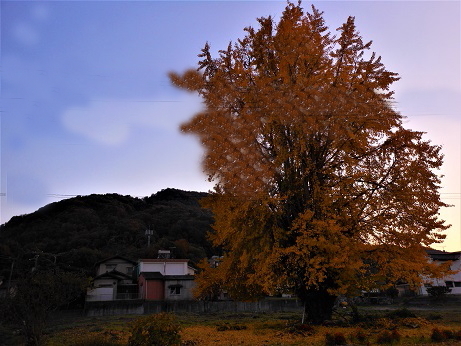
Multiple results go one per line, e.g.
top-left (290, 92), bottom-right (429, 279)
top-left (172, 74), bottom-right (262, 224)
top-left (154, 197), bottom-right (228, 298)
top-left (42, 307), bottom-right (461, 346)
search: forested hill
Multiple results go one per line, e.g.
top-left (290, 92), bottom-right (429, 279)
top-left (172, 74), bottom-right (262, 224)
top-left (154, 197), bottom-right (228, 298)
top-left (0, 188), bottom-right (215, 276)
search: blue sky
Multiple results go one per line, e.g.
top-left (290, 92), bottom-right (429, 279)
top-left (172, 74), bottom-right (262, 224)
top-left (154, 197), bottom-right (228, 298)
top-left (1, 1), bottom-right (460, 250)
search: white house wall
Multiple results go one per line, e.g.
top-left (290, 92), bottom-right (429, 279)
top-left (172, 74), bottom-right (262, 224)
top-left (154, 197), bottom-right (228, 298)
top-left (139, 261), bottom-right (188, 275)
top-left (94, 278), bottom-right (118, 287)
top-left (97, 259), bottom-right (135, 276)
top-left (420, 258), bottom-right (461, 295)
top-left (164, 279), bottom-right (195, 300)
top-left (87, 287), bottom-right (114, 301)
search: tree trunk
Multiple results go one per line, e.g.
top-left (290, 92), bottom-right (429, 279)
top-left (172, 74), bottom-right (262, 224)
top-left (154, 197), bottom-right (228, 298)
top-left (299, 288), bottom-right (337, 325)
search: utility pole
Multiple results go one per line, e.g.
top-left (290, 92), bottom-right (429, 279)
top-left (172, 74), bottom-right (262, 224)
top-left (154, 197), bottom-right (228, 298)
top-left (30, 254), bottom-right (39, 272)
top-left (145, 228), bottom-right (154, 247)
top-left (7, 258), bottom-right (14, 297)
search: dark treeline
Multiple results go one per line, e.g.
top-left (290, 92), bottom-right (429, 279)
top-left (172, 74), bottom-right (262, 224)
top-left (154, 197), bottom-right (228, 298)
top-left (0, 188), bottom-right (215, 279)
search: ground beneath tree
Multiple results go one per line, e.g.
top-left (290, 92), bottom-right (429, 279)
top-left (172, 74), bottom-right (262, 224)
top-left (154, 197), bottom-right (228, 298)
top-left (39, 297), bottom-right (461, 346)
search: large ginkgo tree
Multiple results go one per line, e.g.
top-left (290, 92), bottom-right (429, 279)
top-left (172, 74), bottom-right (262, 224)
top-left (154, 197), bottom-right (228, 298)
top-left (169, 2), bottom-right (450, 323)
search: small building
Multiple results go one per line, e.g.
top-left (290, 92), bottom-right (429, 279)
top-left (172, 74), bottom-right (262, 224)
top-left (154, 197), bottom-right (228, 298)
top-left (137, 251), bottom-right (195, 301)
top-left (419, 249), bottom-right (461, 295)
top-left (86, 256), bottom-right (138, 302)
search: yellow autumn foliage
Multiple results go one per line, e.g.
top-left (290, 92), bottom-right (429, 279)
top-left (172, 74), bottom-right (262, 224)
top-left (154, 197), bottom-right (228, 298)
top-left (170, 1), bottom-right (451, 323)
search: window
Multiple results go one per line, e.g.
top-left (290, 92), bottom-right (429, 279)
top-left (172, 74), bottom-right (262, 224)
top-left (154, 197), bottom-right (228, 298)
top-left (445, 281), bottom-right (454, 288)
top-left (169, 285), bottom-right (182, 295)
top-left (454, 282), bottom-right (461, 287)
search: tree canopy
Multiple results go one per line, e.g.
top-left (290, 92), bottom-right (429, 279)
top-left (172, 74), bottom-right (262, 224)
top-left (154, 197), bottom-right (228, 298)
top-left (170, 2), bottom-right (450, 323)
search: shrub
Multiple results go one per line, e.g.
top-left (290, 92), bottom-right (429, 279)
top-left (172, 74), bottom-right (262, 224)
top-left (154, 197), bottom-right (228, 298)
top-left (442, 329), bottom-right (454, 339)
top-left (128, 313), bottom-right (181, 346)
top-left (325, 332), bottom-right (347, 345)
top-left (70, 335), bottom-right (122, 346)
top-left (426, 286), bottom-right (451, 298)
top-left (231, 325), bottom-right (247, 330)
top-left (431, 327), bottom-right (446, 342)
top-left (454, 330), bottom-right (461, 341)
top-left (293, 324), bottom-right (313, 333)
top-left (351, 328), bottom-right (368, 343)
top-left (216, 324), bottom-right (247, 331)
top-left (216, 325), bottom-right (228, 332)
top-left (430, 327), bottom-right (455, 342)
top-left (285, 322), bottom-right (315, 336)
top-left (376, 330), bottom-right (400, 344)
top-left (181, 341), bottom-right (198, 346)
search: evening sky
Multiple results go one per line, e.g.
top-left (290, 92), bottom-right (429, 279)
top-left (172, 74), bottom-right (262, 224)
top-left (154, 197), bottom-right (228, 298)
top-left (1, 1), bottom-right (460, 250)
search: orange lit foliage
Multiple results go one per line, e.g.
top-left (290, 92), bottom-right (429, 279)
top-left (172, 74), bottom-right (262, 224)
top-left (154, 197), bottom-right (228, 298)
top-left (170, 2), bottom-right (450, 323)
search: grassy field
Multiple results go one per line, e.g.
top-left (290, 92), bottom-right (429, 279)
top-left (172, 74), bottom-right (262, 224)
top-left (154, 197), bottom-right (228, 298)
top-left (2, 297), bottom-right (461, 345)
top-left (38, 301), bottom-right (461, 346)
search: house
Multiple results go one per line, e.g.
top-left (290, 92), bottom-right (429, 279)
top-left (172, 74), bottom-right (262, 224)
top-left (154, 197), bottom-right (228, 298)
top-left (137, 251), bottom-right (196, 301)
top-left (419, 249), bottom-right (461, 295)
top-left (86, 250), bottom-right (197, 302)
top-left (86, 256), bottom-right (138, 301)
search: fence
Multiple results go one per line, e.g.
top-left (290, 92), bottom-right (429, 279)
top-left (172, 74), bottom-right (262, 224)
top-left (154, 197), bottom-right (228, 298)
top-left (116, 293), bottom-right (139, 300)
top-left (86, 293), bottom-right (140, 302)
top-left (85, 298), bottom-right (302, 317)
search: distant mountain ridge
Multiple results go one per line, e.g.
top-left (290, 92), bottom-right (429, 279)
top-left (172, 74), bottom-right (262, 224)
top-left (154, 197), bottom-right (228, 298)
top-left (0, 188), bottom-right (215, 277)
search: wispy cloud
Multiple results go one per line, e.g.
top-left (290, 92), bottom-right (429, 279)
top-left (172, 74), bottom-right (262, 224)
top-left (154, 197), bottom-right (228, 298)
top-left (61, 93), bottom-right (203, 146)
top-left (12, 22), bottom-right (40, 46)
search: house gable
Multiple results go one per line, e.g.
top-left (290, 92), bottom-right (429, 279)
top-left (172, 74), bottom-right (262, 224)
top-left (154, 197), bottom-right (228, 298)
top-left (93, 270), bottom-right (133, 285)
top-left (96, 255), bottom-right (137, 276)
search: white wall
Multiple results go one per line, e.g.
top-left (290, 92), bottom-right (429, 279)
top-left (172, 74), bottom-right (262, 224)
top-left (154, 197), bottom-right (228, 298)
top-left (164, 279), bottom-right (195, 300)
top-left (97, 258), bottom-right (134, 276)
top-left (94, 278), bottom-right (117, 287)
top-left (420, 258), bottom-right (461, 295)
top-left (139, 261), bottom-right (188, 275)
top-left (86, 287), bottom-right (114, 301)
